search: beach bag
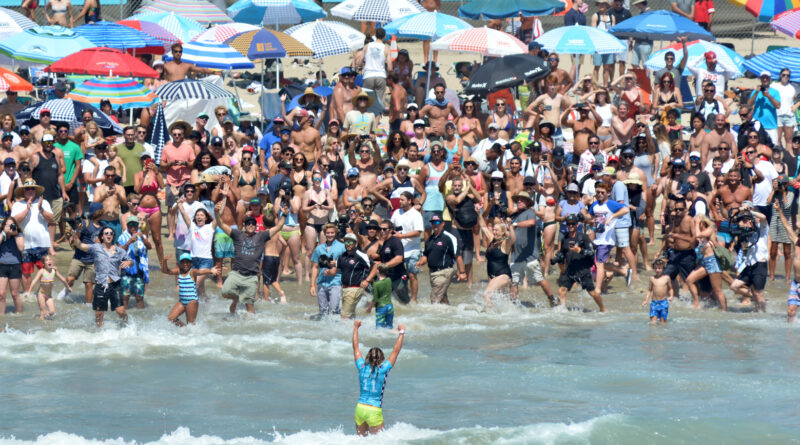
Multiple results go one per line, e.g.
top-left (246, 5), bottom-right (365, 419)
top-left (714, 246), bottom-right (733, 271)
top-left (454, 196), bottom-right (478, 228)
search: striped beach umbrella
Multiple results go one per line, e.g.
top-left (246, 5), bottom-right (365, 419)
top-left (331, 0), bottom-right (424, 24)
top-left (225, 28), bottom-right (313, 59)
top-left (431, 26), bottom-right (528, 57)
top-left (0, 7), bottom-right (36, 40)
top-left (154, 79), bottom-right (235, 100)
top-left (0, 26), bottom-right (94, 64)
top-left (645, 40), bottom-right (744, 77)
top-left (0, 67), bottom-right (33, 92)
top-left (384, 11), bottom-right (471, 40)
top-left (127, 12), bottom-right (205, 43)
top-left (285, 20), bottom-right (364, 58)
top-left (136, 0), bottom-right (233, 24)
top-left (117, 19), bottom-right (182, 47)
top-left (163, 41), bottom-right (255, 70)
top-left (23, 98), bottom-right (123, 135)
top-left (150, 103), bottom-right (169, 165)
top-left (771, 7), bottom-right (800, 38)
top-left (742, 47), bottom-right (800, 81)
top-left (191, 23), bottom-right (260, 43)
top-left (72, 21), bottom-right (167, 54)
top-left (227, 0), bottom-right (327, 27)
top-left (69, 77), bottom-right (159, 110)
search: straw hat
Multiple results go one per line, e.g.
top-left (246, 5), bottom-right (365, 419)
top-left (623, 171), bottom-right (644, 186)
top-left (14, 178), bottom-right (44, 199)
top-left (351, 91), bottom-right (374, 108)
top-left (512, 190), bottom-right (534, 206)
top-left (168, 120), bottom-right (191, 135)
top-left (298, 87), bottom-right (321, 106)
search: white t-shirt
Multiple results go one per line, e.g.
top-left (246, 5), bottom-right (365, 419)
top-left (0, 171), bottom-right (17, 198)
top-left (82, 158), bottom-right (108, 203)
top-left (772, 82), bottom-right (796, 115)
top-left (189, 222), bottom-right (214, 259)
top-left (742, 221), bottom-right (769, 266)
top-left (752, 159), bottom-right (778, 206)
top-left (363, 41), bottom-right (387, 80)
top-left (390, 207), bottom-right (423, 256)
top-left (703, 157), bottom-right (735, 175)
top-left (589, 199), bottom-right (625, 246)
top-left (689, 63), bottom-right (728, 97)
top-left (173, 201), bottom-right (206, 251)
top-left (11, 198), bottom-right (52, 249)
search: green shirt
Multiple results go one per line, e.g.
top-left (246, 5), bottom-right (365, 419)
top-left (372, 277), bottom-right (392, 308)
top-left (115, 142), bottom-right (145, 187)
top-left (55, 140), bottom-right (83, 184)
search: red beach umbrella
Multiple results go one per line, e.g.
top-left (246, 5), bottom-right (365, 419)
top-left (44, 47), bottom-right (159, 78)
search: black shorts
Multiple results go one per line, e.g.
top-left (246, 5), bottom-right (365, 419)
top-left (0, 263), bottom-right (21, 279)
top-left (66, 183), bottom-right (79, 205)
top-left (456, 228), bottom-right (474, 251)
top-left (92, 280), bottom-right (124, 311)
top-left (558, 269), bottom-right (595, 291)
top-left (391, 277), bottom-right (410, 304)
top-left (737, 262), bottom-right (767, 291)
top-left (261, 255), bottom-right (280, 285)
top-left (664, 249), bottom-right (696, 281)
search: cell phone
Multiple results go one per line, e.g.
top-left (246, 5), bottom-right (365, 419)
top-left (453, 155), bottom-right (461, 164)
top-left (360, 134), bottom-right (370, 140)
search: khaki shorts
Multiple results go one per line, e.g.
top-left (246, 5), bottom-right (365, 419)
top-left (511, 259), bottom-right (544, 285)
top-left (341, 287), bottom-right (364, 318)
top-left (221, 270), bottom-right (258, 304)
top-left (50, 198), bottom-right (63, 224)
top-left (67, 259), bottom-right (95, 283)
top-left (429, 267), bottom-right (454, 304)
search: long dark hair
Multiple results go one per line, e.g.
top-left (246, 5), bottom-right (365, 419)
top-left (366, 347), bottom-right (384, 376)
top-left (194, 149), bottom-right (219, 171)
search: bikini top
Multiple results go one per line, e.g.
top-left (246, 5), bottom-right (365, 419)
top-left (238, 172), bottom-right (256, 187)
top-left (41, 268), bottom-right (55, 284)
top-left (491, 113), bottom-right (513, 131)
top-left (140, 175), bottom-right (158, 194)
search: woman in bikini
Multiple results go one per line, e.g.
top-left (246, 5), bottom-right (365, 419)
top-left (442, 121), bottom-right (466, 164)
top-left (589, 88), bottom-right (616, 148)
top-left (534, 117), bottom-right (556, 153)
top-left (302, 169), bottom-right (334, 259)
top-left (486, 98), bottom-right (514, 141)
top-left (653, 72), bottom-right (682, 125)
top-left (409, 120), bottom-right (429, 158)
top-left (21, 0), bottom-right (38, 20)
top-left (341, 167), bottom-right (366, 211)
top-left (455, 100), bottom-right (483, 152)
top-left (46, 0), bottom-right (73, 27)
top-left (405, 143), bottom-right (424, 179)
top-left (275, 185), bottom-right (305, 284)
top-left (534, 173), bottom-right (561, 277)
top-left (134, 153), bottom-right (165, 264)
top-left (232, 146), bottom-right (260, 226)
top-left (398, 104), bottom-right (420, 138)
top-left (685, 215), bottom-right (726, 310)
top-left (290, 152), bottom-right (312, 199)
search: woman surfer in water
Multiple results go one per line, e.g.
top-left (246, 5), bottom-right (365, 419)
top-left (351, 319), bottom-right (406, 436)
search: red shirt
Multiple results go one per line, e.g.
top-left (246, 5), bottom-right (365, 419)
top-left (694, 0), bottom-right (714, 23)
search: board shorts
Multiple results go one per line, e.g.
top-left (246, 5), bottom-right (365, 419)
top-left (121, 273), bottom-right (145, 296)
top-left (68, 259), bottom-right (95, 283)
top-left (214, 227), bottom-right (235, 259)
top-left (595, 245), bottom-right (614, 264)
top-left (261, 255), bottom-right (280, 285)
top-left (221, 270), bottom-right (258, 304)
top-left (354, 403), bottom-right (383, 428)
top-left (511, 259), bottom-right (544, 285)
top-left (21, 247), bottom-right (48, 275)
top-left (341, 287), bottom-right (364, 318)
top-left (737, 261), bottom-right (767, 291)
top-left (650, 298), bottom-right (669, 320)
top-left (404, 251), bottom-right (421, 275)
top-left (376, 304), bottom-right (394, 328)
top-left (558, 269), bottom-right (595, 291)
top-left (664, 249), bottom-right (695, 281)
top-left (789, 280), bottom-right (800, 307)
top-left (614, 227), bottom-right (630, 248)
top-left (0, 263), bottom-right (20, 279)
top-left (93, 280), bottom-right (123, 311)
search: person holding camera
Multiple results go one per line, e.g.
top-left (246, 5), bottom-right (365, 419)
top-left (729, 202), bottom-right (769, 312)
top-left (556, 214), bottom-right (605, 311)
top-left (767, 176), bottom-right (794, 281)
top-left (560, 102), bottom-right (602, 163)
top-left (310, 223), bottom-right (346, 318)
top-left (747, 71), bottom-right (781, 146)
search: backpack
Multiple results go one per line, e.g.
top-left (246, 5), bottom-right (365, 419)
top-left (714, 246), bottom-right (733, 271)
top-left (454, 196), bottom-right (478, 228)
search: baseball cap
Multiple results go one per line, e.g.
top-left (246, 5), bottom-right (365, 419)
top-left (523, 176), bottom-right (536, 185)
top-left (383, 163), bottom-right (395, 172)
top-left (243, 216), bottom-right (257, 226)
top-left (42, 134), bottom-right (54, 142)
top-left (565, 183), bottom-right (580, 193)
top-left (491, 170), bottom-right (504, 179)
top-left (406, 103), bottom-right (418, 110)
top-left (488, 123), bottom-right (500, 130)
top-left (210, 136), bottom-right (223, 145)
top-left (344, 233), bottom-right (358, 243)
top-left (279, 160), bottom-right (292, 170)
top-left (126, 215), bottom-right (139, 224)
top-left (197, 111), bottom-right (209, 119)
top-left (431, 139), bottom-right (443, 148)
top-left (179, 253), bottom-right (192, 262)
top-left (257, 186), bottom-right (269, 196)
top-left (591, 163), bottom-right (604, 170)
top-left (552, 146), bottom-right (565, 159)
top-left (347, 167), bottom-right (359, 177)
top-left (413, 119), bottom-right (426, 127)
top-left (528, 41), bottom-right (543, 50)
top-left (689, 151), bottom-right (701, 159)
top-left (340, 66), bottom-right (355, 75)
top-left (297, 108), bottom-right (309, 117)
top-left (249, 197), bottom-right (261, 206)
top-left (242, 145), bottom-right (254, 153)
top-left (430, 214), bottom-right (443, 224)
top-left (272, 117), bottom-right (285, 124)
top-left (88, 202), bottom-right (103, 215)
top-left (607, 155), bottom-right (619, 163)
top-left (3, 157), bottom-right (15, 165)
top-left (760, 70), bottom-right (771, 78)
top-left (18, 125), bottom-right (30, 134)
top-left (1, 132), bottom-right (12, 140)
top-left (704, 51), bottom-right (716, 61)
top-left (39, 108), bottom-right (50, 115)
top-left (621, 147), bottom-right (635, 157)
top-left (679, 182), bottom-right (695, 195)
top-left (672, 158), bottom-right (686, 167)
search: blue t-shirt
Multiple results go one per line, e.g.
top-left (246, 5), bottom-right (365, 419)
top-left (258, 129), bottom-right (280, 166)
top-left (356, 357), bottom-right (392, 407)
top-left (749, 87), bottom-right (779, 130)
top-left (311, 240), bottom-right (346, 287)
top-left (610, 180), bottom-right (632, 228)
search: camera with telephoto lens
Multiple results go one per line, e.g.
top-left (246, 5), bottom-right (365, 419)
top-left (317, 254), bottom-right (336, 268)
top-left (337, 214), bottom-right (350, 239)
top-left (551, 251), bottom-right (566, 265)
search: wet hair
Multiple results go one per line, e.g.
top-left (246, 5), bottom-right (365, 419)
top-left (377, 263), bottom-right (389, 277)
top-left (365, 347), bottom-right (385, 376)
top-left (653, 258), bottom-right (666, 268)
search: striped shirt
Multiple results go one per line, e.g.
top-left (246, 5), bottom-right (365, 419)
top-left (88, 244), bottom-right (130, 285)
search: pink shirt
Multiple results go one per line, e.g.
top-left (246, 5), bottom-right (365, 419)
top-left (161, 141), bottom-right (195, 187)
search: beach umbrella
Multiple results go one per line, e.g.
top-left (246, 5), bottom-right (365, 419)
top-left (226, 29), bottom-right (313, 88)
top-left (728, 0), bottom-right (799, 55)
top-left (535, 24), bottom-right (625, 85)
top-left (154, 79), bottom-right (235, 100)
top-left (0, 26), bottom-right (93, 64)
top-left (608, 10), bottom-right (715, 41)
top-left (72, 21), bottom-right (168, 55)
top-left (742, 47), bottom-right (800, 82)
top-left (17, 99), bottom-right (123, 135)
top-left (645, 40), bottom-right (744, 78)
top-left (464, 54), bottom-right (550, 95)
top-left (457, 0), bottom-right (562, 19)
top-left (0, 7), bottom-right (36, 40)
top-left (117, 19), bottom-right (182, 47)
top-left (135, 0), bottom-right (233, 25)
top-left (68, 77), bottom-right (159, 110)
top-left (384, 11), bottom-right (471, 40)
top-left (150, 103), bottom-right (169, 165)
top-left (770, 7), bottom-right (800, 38)
top-left (163, 41), bottom-right (255, 70)
top-left (285, 20), bottom-right (364, 58)
top-left (0, 67), bottom-right (33, 92)
top-left (191, 23), bottom-right (260, 43)
top-left (331, 0), bottom-right (424, 24)
top-left (227, 0), bottom-right (327, 28)
top-left (431, 26), bottom-right (528, 57)
top-left (127, 12), bottom-right (205, 43)
top-left (45, 47), bottom-right (159, 78)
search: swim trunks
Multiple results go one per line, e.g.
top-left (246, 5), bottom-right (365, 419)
top-left (261, 255), bottom-right (280, 285)
top-left (650, 298), bottom-right (669, 320)
top-left (121, 273), bottom-right (145, 296)
top-left (354, 403), bottom-right (383, 428)
top-left (214, 227), bottom-right (234, 258)
top-left (375, 303), bottom-right (394, 328)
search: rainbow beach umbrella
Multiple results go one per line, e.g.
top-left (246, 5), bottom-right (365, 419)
top-left (728, 0), bottom-right (800, 54)
top-left (127, 12), bottom-right (205, 43)
top-left (117, 19), bottom-right (182, 47)
top-left (69, 77), bottom-right (159, 110)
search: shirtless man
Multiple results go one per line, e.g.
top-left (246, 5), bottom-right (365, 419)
top-left (387, 73), bottom-right (407, 131)
top-left (261, 212), bottom-right (288, 303)
top-left (14, 126), bottom-right (33, 165)
top-left (504, 157), bottom-right (525, 198)
top-left (163, 43), bottom-right (219, 81)
top-left (560, 102), bottom-right (601, 162)
top-left (30, 109), bottom-right (53, 144)
top-left (710, 169), bottom-right (754, 222)
top-left (92, 165), bottom-right (127, 240)
top-left (616, 146), bottom-right (647, 184)
top-left (700, 113), bottom-right (737, 166)
top-left (347, 138), bottom-right (383, 188)
top-left (526, 75), bottom-right (571, 132)
top-left (331, 67), bottom-right (361, 123)
top-left (661, 197), bottom-right (696, 299)
top-left (611, 102), bottom-right (636, 146)
top-left (290, 110), bottom-right (321, 165)
top-left (547, 53), bottom-right (574, 94)
top-left (419, 84), bottom-right (459, 137)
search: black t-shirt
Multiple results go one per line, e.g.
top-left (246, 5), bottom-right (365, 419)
top-left (423, 230), bottom-right (461, 272)
top-left (337, 249), bottom-right (371, 286)
top-left (783, 151), bottom-right (799, 177)
top-left (379, 236), bottom-right (406, 280)
top-left (678, 169), bottom-right (713, 194)
top-left (609, 7), bottom-right (631, 27)
top-left (560, 232), bottom-right (594, 274)
top-left (231, 229), bottom-right (271, 276)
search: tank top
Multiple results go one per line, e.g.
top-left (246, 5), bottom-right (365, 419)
top-left (595, 104), bottom-right (613, 127)
top-left (32, 152), bottom-right (60, 201)
top-left (558, 199), bottom-right (585, 233)
top-left (486, 242), bottom-right (511, 278)
top-left (178, 272), bottom-right (198, 304)
top-left (595, 13), bottom-right (611, 31)
top-left (390, 176), bottom-right (415, 211)
top-left (363, 41), bottom-right (387, 80)
top-left (422, 161), bottom-right (447, 212)
top-left (633, 153), bottom-right (654, 186)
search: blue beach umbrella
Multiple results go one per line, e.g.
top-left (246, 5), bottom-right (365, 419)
top-left (72, 21), bottom-right (168, 54)
top-left (608, 10), bottom-right (715, 41)
top-left (458, 0), bottom-right (563, 20)
top-left (384, 11), bottom-right (472, 40)
top-left (163, 41), bottom-right (255, 70)
top-left (0, 26), bottom-right (93, 64)
top-left (227, 0), bottom-right (327, 27)
top-left (742, 47), bottom-right (800, 82)
top-left (646, 40), bottom-right (744, 77)
top-left (535, 24), bottom-right (626, 55)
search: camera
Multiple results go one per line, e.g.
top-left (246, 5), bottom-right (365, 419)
top-left (760, 85), bottom-right (768, 92)
top-left (595, 223), bottom-right (605, 234)
top-left (317, 254), bottom-right (336, 268)
top-left (360, 134), bottom-right (370, 140)
top-left (729, 211), bottom-right (759, 245)
top-left (497, 204), bottom-right (508, 218)
top-left (338, 214), bottom-right (350, 239)
top-left (551, 251), bottom-right (566, 265)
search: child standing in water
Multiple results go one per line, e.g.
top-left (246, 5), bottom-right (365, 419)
top-left (160, 253), bottom-right (219, 326)
top-left (642, 258), bottom-right (673, 324)
top-left (27, 254), bottom-right (70, 320)
top-left (364, 264), bottom-right (393, 329)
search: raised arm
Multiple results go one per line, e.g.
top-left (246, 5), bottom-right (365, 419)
top-left (386, 324), bottom-right (406, 366)
top-left (352, 320), bottom-right (363, 362)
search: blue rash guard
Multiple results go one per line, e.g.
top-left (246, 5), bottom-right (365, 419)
top-left (356, 357), bottom-right (392, 407)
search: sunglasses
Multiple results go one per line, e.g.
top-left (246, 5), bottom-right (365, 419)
top-left (588, 141), bottom-right (600, 145)
top-left (313, 177), bottom-right (322, 182)
top-left (431, 220), bottom-right (442, 225)
top-left (184, 189), bottom-right (195, 194)
top-left (380, 228), bottom-right (391, 232)
top-left (781, 73), bottom-right (791, 77)
top-left (244, 220), bottom-right (257, 226)
top-left (363, 204), bottom-right (374, 208)
top-left (105, 174), bottom-right (115, 178)
top-left (397, 167), bottom-right (409, 171)
top-left (57, 129), bottom-right (68, 134)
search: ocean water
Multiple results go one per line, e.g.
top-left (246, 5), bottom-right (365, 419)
top-left (1, 261), bottom-right (799, 445)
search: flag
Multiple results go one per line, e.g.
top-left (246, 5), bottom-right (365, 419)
top-left (532, 16), bottom-right (544, 39)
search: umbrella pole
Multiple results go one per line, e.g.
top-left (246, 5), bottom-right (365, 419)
top-left (119, 0), bottom-right (123, 20)
top-left (276, 58), bottom-right (280, 90)
top-left (750, 17), bottom-right (755, 57)
top-left (425, 44), bottom-right (433, 101)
